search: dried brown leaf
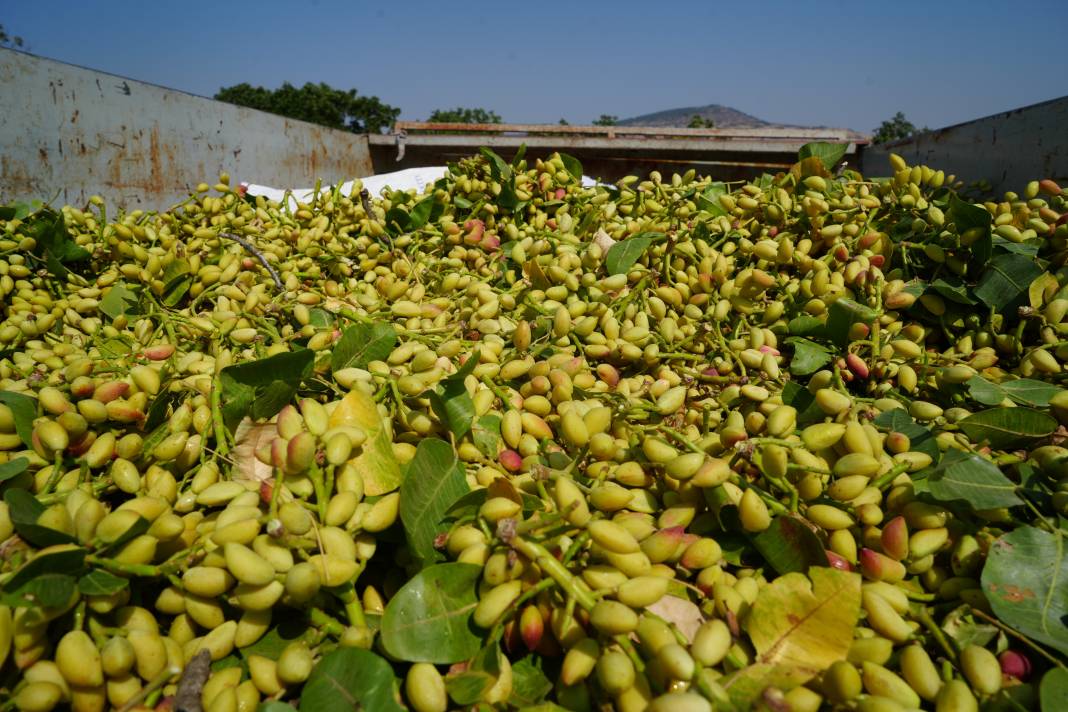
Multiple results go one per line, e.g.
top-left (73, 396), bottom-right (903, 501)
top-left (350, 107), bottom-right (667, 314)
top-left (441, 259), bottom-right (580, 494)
top-left (231, 417), bottom-right (276, 484)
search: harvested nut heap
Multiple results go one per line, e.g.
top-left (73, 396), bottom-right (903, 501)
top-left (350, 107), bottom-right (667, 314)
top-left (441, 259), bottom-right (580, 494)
top-left (0, 147), bottom-right (1067, 712)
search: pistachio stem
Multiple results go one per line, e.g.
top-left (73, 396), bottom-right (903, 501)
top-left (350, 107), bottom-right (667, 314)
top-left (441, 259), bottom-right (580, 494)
top-left (969, 607), bottom-right (1068, 670)
top-left (915, 606), bottom-right (957, 664)
top-left (508, 535), bottom-right (596, 611)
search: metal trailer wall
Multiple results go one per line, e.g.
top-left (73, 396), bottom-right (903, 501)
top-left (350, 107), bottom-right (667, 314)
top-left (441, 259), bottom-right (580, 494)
top-left (0, 48), bottom-right (374, 210)
top-left (859, 97), bottom-right (1068, 194)
top-left (370, 122), bottom-right (865, 184)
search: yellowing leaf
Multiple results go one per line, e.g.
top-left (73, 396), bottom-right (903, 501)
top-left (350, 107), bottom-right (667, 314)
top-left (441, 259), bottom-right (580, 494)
top-left (721, 664), bottom-right (810, 710)
top-left (724, 567), bottom-right (860, 707)
top-left (329, 389), bottom-right (402, 496)
top-left (747, 567), bottom-right (860, 675)
top-left (1029, 272), bottom-right (1058, 309)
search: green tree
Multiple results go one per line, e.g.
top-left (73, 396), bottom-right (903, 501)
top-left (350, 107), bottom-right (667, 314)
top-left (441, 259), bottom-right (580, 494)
top-left (426, 107), bottom-right (502, 124)
top-left (558, 118), bottom-right (570, 126)
top-left (213, 82), bottom-right (399, 134)
top-left (0, 23), bottom-right (26, 49)
top-left (592, 114), bottom-right (618, 126)
top-left (872, 111), bottom-right (917, 144)
top-left (687, 114), bottom-right (715, 129)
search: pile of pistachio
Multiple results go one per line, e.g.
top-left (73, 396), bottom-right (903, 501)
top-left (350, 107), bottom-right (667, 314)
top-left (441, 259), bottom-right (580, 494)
top-left (0, 146), bottom-right (1066, 712)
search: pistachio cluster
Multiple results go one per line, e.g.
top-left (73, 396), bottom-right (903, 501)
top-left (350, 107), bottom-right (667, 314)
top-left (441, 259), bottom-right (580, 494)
top-left (1, 150), bottom-right (1066, 711)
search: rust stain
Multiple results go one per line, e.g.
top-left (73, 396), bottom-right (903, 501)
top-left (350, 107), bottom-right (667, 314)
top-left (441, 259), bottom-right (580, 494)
top-left (71, 110), bottom-right (79, 124)
top-left (38, 148), bottom-right (49, 165)
top-left (1000, 585), bottom-right (1035, 603)
top-left (149, 125), bottom-right (163, 191)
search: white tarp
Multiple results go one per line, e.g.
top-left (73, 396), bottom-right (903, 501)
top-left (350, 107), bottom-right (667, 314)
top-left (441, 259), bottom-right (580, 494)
top-left (243, 167), bottom-right (448, 205)
top-left (244, 166), bottom-right (600, 206)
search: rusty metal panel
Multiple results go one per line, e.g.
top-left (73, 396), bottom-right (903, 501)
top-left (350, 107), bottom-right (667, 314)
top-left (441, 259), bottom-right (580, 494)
top-left (372, 133), bottom-right (861, 155)
top-left (395, 121), bottom-right (865, 142)
top-left (371, 122), bottom-right (862, 183)
top-left (0, 48), bottom-right (373, 210)
top-left (860, 96), bottom-right (1068, 194)
top-left (370, 123), bottom-right (863, 183)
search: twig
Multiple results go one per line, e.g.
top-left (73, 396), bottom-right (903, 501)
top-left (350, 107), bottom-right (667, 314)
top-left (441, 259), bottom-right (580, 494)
top-left (219, 231), bottom-right (283, 289)
top-left (970, 608), bottom-right (1068, 670)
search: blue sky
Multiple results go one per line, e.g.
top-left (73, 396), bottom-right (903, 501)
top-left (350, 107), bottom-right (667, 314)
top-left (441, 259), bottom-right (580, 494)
top-left (4, 0), bottom-right (1067, 133)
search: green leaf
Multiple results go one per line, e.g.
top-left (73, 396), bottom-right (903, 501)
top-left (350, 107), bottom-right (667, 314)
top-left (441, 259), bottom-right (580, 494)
top-left (429, 354), bottom-right (479, 440)
top-left (558, 153), bottom-right (583, 181)
top-left (958, 407), bottom-right (1056, 449)
top-left (872, 409), bottom-right (939, 461)
top-left (160, 258), bottom-right (192, 307)
top-left (498, 179), bottom-right (520, 211)
top-left (605, 234), bottom-right (657, 275)
top-left (77, 569), bottom-right (129, 596)
top-left (307, 308), bottom-right (334, 328)
top-left (99, 283), bottom-right (141, 319)
top-left (240, 618), bottom-right (308, 661)
top-left (2, 574), bottom-right (76, 608)
top-left (400, 439), bottom-right (470, 570)
top-left (447, 671), bottom-right (494, 706)
top-left (257, 704), bottom-right (298, 712)
top-left (940, 606), bottom-right (999, 649)
top-left (798, 142), bottom-right (848, 171)
top-left (30, 211), bottom-right (90, 278)
top-left (408, 196), bottom-right (436, 229)
top-left (0, 201), bottom-right (37, 220)
top-left (0, 390), bottom-right (36, 448)
top-left (1000, 379), bottom-right (1064, 408)
top-left (444, 489), bottom-right (488, 523)
top-left (752, 515), bottom-right (830, 575)
top-left (98, 516), bottom-right (151, 556)
top-left (219, 350), bottom-right (315, 431)
top-left (784, 337), bottom-right (832, 376)
top-left (825, 298), bottom-right (877, 348)
top-left (993, 237), bottom-right (1041, 257)
top-left (3, 489), bottom-right (78, 548)
top-left (509, 656), bottom-right (553, 707)
top-left (97, 336), bottom-right (134, 359)
top-left (479, 147), bottom-right (513, 182)
top-left (510, 143), bottom-right (527, 169)
top-left (330, 323), bottom-right (397, 373)
top-left (298, 648), bottom-right (404, 712)
top-left (967, 375), bottom-right (1008, 406)
top-left (787, 315), bottom-right (825, 337)
top-left (384, 206), bottom-right (411, 234)
top-left (380, 562), bottom-right (483, 663)
top-left (975, 253), bottom-right (1044, 312)
top-left (982, 526), bottom-right (1068, 657)
top-left (949, 193), bottom-right (992, 265)
top-left (697, 182), bottom-right (728, 216)
top-left (3, 545), bottom-right (87, 592)
top-left (1041, 668), bottom-right (1068, 712)
top-left (920, 449), bottom-right (1024, 510)
top-left (929, 276), bottom-right (976, 305)
top-left (780, 382), bottom-right (825, 428)
top-left (0, 458), bottom-right (29, 484)
top-left (472, 414), bottom-right (502, 458)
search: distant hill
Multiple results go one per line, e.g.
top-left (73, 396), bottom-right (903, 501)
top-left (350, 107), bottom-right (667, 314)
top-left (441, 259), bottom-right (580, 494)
top-left (618, 104), bottom-right (771, 129)
top-left (617, 104), bottom-right (865, 139)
